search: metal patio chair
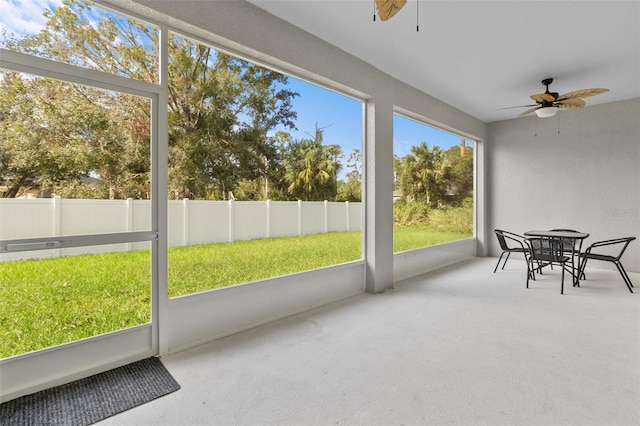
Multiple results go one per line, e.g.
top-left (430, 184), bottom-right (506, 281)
top-left (577, 237), bottom-right (636, 293)
top-left (493, 229), bottom-right (528, 273)
top-left (525, 237), bottom-right (571, 294)
top-left (549, 228), bottom-right (585, 279)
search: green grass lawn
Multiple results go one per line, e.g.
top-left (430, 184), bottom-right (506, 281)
top-left (0, 226), bottom-right (471, 358)
top-left (0, 250), bottom-right (152, 358)
top-left (168, 231), bottom-right (362, 296)
top-left (394, 225), bottom-right (472, 253)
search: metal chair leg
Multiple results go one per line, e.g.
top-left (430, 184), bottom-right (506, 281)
top-left (493, 252), bottom-right (505, 273)
top-left (615, 261), bottom-right (634, 293)
top-left (501, 252), bottom-right (512, 270)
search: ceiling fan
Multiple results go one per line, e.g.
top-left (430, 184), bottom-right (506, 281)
top-left (505, 78), bottom-right (609, 118)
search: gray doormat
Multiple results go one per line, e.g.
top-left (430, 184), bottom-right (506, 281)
top-left (0, 356), bottom-right (180, 425)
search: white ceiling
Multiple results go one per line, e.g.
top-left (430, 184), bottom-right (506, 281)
top-left (248, 0), bottom-right (640, 123)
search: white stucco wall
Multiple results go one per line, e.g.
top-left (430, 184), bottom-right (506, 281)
top-left (487, 98), bottom-right (640, 272)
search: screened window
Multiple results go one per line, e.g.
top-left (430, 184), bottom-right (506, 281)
top-left (0, 0), bottom-right (158, 359)
top-left (393, 114), bottom-right (474, 253)
top-left (0, 70), bottom-right (155, 357)
top-left (166, 33), bottom-right (364, 297)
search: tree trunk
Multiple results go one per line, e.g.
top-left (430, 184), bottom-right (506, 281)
top-left (4, 175), bottom-right (29, 198)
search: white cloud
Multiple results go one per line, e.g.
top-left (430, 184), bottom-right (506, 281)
top-left (0, 0), bottom-right (63, 37)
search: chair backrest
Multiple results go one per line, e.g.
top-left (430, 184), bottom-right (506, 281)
top-left (494, 229), bottom-right (524, 251)
top-left (494, 229), bottom-right (509, 250)
top-left (587, 236), bottom-right (636, 260)
top-left (617, 237), bottom-right (636, 260)
top-left (526, 237), bottom-right (566, 262)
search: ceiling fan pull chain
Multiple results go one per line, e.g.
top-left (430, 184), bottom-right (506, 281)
top-left (373, 0), bottom-right (376, 21)
top-left (416, 0), bottom-right (419, 32)
top-left (534, 116), bottom-right (538, 138)
top-left (557, 113), bottom-right (560, 135)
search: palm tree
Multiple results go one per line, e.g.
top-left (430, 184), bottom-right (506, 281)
top-left (399, 142), bottom-right (449, 208)
top-left (283, 128), bottom-right (342, 200)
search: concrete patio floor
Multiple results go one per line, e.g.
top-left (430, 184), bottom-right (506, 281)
top-left (99, 257), bottom-right (640, 425)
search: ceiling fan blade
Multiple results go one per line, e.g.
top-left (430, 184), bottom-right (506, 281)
top-left (495, 104), bottom-right (538, 110)
top-left (375, 0), bottom-right (407, 21)
top-left (519, 106), bottom-right (540, 116)
top-left (557, 88), bottom-right (609, 101)
top-left (530, 94), bottom-right (546, 103)
top-left (557, 98), bottom-right (586, 109)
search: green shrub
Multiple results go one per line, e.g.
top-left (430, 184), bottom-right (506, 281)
top-left (393, 200), bottom-right (430, 227)
top-left (428, 204), bottom-right (473, 233)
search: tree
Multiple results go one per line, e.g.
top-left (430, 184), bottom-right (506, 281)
top-left (0, 0), bottom-right (157, 198)
top-left (19, 0), bottom-right (159, 83)
top-left (1, 0), bottom-right (299, 200)
top-left (0, 71), bottom-right (147, 199)
top-left (283, 126), bottom-right (342, 201)
top-left (397, 142), bottom-right (449, 208)
top-left (336, 148), bottom-right (362, 202)
top-left (444, 144), bottom-right (473, 206)
top-left (166, 39), bottom-right (298, 199)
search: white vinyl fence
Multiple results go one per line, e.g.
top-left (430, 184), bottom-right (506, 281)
top-left (0, 197), bottom-right (362, 261)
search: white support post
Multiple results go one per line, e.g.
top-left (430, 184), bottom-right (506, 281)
top-left (345, 201), bottom-right (350, 231)
top-left (324, 200), bottom-right (329, 233)
top-left (156, 26), bottom-right (170, 356)
top-left (228, 199), bottom-right (235, 242)
top-left (266, 199), bottom-right (271, 238)
top-left (127, 198), bottom-right (134, 251)
top-left (52, 196), bottom-right (62, 258)
top-left (297, 200), bottom-right (302, 236)
top-left (364, 99), bottom-right (394, 293)
top-left (183, 198), bottom-right (190, 246)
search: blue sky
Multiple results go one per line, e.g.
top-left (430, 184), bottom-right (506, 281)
top-left (1, 0), bottom-right (466, 164)
top-left (0, 0), bottom-right (62, 35)
top-left (278, 77), bottom-right (466, 161)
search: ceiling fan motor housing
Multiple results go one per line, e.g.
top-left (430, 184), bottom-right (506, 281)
top-left (541, 78), bottom-right (559, 102)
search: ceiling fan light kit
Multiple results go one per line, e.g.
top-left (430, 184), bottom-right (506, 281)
top-left (534, 106), bottom-right (559, 118)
